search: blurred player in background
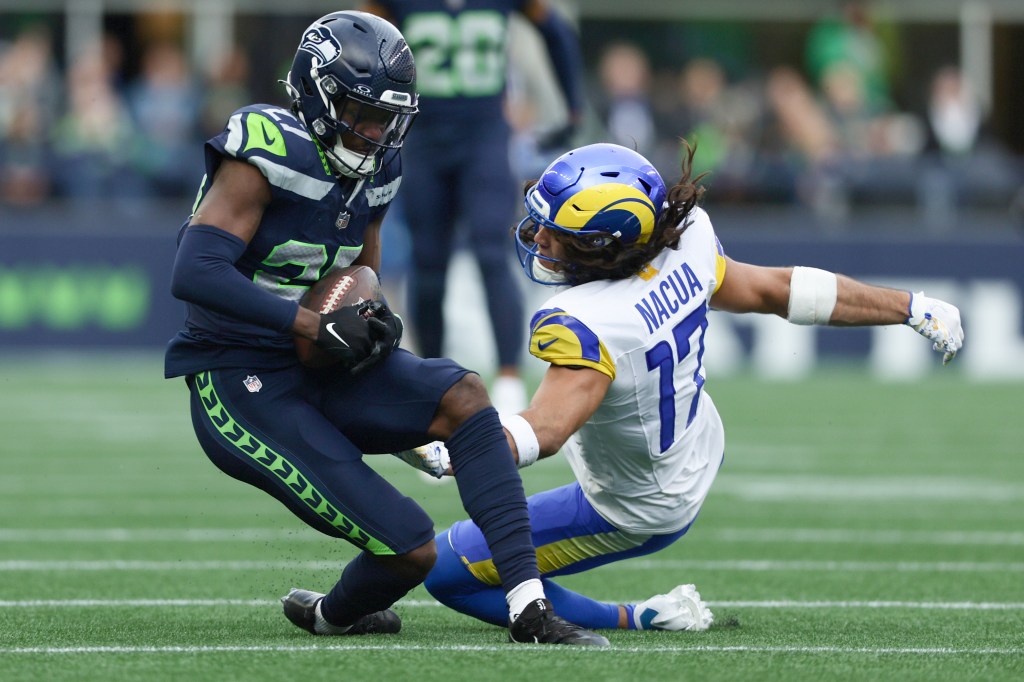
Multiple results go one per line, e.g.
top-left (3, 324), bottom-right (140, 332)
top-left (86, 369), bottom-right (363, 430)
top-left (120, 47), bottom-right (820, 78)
top-left (164, 11), bottom-right (606, 646)
top-left (403, 142), bottom-right (963, 631)
top-left (363, 0), bottom-right (584, 412)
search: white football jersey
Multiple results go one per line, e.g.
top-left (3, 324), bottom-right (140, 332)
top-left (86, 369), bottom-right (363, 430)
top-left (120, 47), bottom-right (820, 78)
top-left (529, 207), bottom-right (727, 533)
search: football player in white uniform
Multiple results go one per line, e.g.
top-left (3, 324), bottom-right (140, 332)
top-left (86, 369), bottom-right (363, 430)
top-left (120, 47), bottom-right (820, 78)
top-left (402, 142), bottom-right (963, 632)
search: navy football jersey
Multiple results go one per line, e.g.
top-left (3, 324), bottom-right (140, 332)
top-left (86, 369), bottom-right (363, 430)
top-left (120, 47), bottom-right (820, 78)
top-left (374, 0), bottom-right (529, 125)
top-left (164, 104), bottom-right (402, 378)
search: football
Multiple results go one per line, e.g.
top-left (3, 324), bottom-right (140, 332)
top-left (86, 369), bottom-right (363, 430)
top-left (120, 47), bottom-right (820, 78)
top-left (295, 265), bottom-right (382, 368)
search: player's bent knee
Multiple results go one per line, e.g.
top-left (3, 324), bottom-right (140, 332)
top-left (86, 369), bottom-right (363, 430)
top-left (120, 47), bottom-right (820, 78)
top-left (380, 538), bottom-right (437, 583)
top-left (430, 373), bottom-right (491, 439)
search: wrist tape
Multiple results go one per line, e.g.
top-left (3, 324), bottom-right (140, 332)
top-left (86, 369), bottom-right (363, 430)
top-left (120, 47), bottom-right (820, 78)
top-left (499, 413), bottom-right (540, 468)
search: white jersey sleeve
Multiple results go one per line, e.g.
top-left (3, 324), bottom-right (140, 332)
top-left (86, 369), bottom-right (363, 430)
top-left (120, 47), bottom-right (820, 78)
top-left (529, 208), bottom-right (728, 533)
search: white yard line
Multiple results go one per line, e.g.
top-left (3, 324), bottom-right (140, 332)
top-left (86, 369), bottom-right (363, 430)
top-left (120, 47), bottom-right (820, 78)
top-left (710, 528), bottom-right (1024, 545)
top-left (3, 559), bottom-right (1024, 572)
top-left (623, 559), bottom-right (1024, 572)
top-left (714, 477), bottom-right (1024, 502)
top-left (2, 599), bottom-right (1023, 611)
top-left (0, 560), bottom-right (342, 571)
top-left (1, 643), bottom-right (1020, 656)
top-left (0, 528), bottom-right (326, 542)
top-left (3, 527), bottom-right (1023, 545)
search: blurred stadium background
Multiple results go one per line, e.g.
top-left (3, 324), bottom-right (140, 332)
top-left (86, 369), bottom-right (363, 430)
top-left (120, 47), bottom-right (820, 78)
top-left (1, 0), bottom-right (1023, 382)
top-left (2, 2), bottom-right (1023, 678)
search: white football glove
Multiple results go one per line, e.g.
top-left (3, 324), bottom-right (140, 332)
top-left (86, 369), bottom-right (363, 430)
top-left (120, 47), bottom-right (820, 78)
top-left (392, 441), bottom-right (450, 479)
top-left (906, 291), bottom-right (964, 365)
top-left (634, 584), bottom-right (714, 631)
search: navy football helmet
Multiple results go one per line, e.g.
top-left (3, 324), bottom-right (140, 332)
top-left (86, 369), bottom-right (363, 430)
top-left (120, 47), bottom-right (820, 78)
top-left (515, 143), bottom-right (667, 285)
top-left (285, 11), bottom-right (418, 178)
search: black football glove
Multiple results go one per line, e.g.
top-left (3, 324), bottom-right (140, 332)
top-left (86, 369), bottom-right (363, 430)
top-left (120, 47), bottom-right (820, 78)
top-left (315, 304), bottom-right (376, 370)
top-left (349, 301), bottom-right (403, 374)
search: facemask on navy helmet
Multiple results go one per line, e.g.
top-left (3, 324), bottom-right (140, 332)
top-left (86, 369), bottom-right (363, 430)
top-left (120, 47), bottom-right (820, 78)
top-left (284, 11), bottom-right (418, 179)
top-left (515, 143), bottom-right (668, 285)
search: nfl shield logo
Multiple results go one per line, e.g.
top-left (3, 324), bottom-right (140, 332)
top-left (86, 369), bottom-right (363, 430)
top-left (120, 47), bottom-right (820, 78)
top-left (243, 375), bottom-right (263, 393)
top-left (336, 211), bottom-right (351, 229)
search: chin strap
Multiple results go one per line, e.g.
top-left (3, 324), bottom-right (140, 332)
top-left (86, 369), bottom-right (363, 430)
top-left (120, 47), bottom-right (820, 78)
top-left (325, 140), bottom-right (376, 179)
top-left (530, 257), bottom-right (568, 285)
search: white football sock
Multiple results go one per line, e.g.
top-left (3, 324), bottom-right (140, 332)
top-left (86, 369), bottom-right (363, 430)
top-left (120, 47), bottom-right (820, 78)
top-left (314, 598), bottom-right (352, 635)
top-left (506, 578), bottom-right (545, 622)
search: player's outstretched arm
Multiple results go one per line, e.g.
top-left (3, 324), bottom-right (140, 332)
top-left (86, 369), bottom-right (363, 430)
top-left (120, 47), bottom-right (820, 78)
top-left (711, 257), bottom-right (964, 364)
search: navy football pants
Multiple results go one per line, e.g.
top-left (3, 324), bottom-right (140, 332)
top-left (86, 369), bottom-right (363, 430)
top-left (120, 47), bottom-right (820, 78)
top-left (187, 350), bottom-right (467, 555)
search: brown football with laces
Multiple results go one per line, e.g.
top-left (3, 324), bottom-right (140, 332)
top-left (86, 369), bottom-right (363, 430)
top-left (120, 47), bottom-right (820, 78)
top-left (294, 265), bottom-right (382, 368)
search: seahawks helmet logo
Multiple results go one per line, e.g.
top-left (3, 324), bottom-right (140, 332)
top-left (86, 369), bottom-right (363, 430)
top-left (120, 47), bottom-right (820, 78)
top-left (299, 25), bottom-right (341, 66)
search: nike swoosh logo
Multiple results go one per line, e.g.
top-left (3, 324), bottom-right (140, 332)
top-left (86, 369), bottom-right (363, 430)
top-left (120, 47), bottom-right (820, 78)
top-left (537, 339), bottom-right (556, 351)
top-left (325, 323), bottom-right (349, 347)
top-left (261, 123), bottom-right (277, 146)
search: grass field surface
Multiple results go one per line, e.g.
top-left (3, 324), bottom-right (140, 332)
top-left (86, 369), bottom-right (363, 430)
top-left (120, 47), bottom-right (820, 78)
top-left (1, 353), bottom-right (1022, 681)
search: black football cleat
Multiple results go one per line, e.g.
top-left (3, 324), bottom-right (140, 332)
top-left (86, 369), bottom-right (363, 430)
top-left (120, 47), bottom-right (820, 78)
top-left (281, 587), bottom-right (401, 636)
top-left (508, 599), bottom-right (610, 646)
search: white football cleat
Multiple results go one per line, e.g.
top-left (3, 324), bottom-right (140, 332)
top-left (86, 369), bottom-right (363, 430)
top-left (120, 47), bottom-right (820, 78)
top-left (633, 584), bottom-right (713, 631)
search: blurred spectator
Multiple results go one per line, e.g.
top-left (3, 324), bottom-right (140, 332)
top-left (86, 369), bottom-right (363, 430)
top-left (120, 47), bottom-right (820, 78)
top-left (925, 66), bottom-right (981, 157)
top-left (761, 65), bottom-right (846, 219)
top-left (919, 65), bottom-right (1022, 228)
top-left (671, 59), bottom-right (760, 191)
top-left (763, 66), bottom-right (838, 165)
top-left (126, 42), bottom-right (203, 196)
top-left (50, 38), bottom-right (150, 206)
top-left (198, 44), bottom-right (252, 140)
top-left (0, 25), bottom-right (59, 206)
top-left (805, 0), bottom-right (893, 114)
top-left (819, 61), bottom-right (922, 160)
top-left (803, 1), bottom-right (931, 220)
top-left (593, 42), bottom-right (656, 156)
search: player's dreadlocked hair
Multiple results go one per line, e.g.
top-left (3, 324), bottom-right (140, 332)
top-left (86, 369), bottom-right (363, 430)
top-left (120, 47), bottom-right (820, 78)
top-left (520, 141), bottom-right (706, 286)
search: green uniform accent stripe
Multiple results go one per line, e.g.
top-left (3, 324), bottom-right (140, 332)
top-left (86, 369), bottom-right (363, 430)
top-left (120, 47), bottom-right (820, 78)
top-left (194, 371), bottom-right (394, 555)
top-left (311, 137), bottom-right (332, 177)
top-left (243, 113), bottom-right (287, 156)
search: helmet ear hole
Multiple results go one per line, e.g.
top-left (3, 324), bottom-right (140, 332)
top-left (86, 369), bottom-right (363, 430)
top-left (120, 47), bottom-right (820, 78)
top-left (300, 77), bottom-right (315, 97)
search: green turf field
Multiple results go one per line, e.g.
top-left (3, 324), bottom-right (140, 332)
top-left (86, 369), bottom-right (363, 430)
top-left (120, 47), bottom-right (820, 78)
top-left (1, 353), bottom-right (1022, 681)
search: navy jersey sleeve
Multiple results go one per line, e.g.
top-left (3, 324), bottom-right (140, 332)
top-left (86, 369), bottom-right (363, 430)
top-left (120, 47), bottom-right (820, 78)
top-left (202, 104), bottom-right (337, 206)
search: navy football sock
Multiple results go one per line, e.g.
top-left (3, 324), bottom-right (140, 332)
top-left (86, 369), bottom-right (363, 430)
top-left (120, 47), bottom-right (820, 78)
top-left (320, 552), bottom-right (420, 627)
top-left (446, 408), bottom-right (538, 592)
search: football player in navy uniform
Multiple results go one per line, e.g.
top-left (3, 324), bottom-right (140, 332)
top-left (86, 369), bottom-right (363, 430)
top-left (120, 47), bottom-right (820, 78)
top-left (363, 0), bottom-right (584, 413)
top-left (402, 142), bottom-right (964, 631)
top-left (165, 11), bottom-right (606, 646)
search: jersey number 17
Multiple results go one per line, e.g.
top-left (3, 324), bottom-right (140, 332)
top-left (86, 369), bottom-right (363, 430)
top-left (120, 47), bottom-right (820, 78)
top-left (645, 303), bottom-right (709, 453)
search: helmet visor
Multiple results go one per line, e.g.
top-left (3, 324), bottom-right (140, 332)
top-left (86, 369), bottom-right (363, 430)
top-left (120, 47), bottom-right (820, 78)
top-left (331, 94), bottom-right (416, 155)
